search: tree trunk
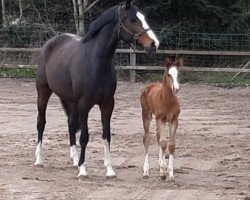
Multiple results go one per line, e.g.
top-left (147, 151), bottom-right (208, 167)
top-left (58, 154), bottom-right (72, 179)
top-left (19, 0), bottom-right (23, 19)
top-left (78, 0), bottom-right (85, 36)
top-left (72, 0), bottom-right (79, 34)
top-left (1, 0), bottom-right (7, 27)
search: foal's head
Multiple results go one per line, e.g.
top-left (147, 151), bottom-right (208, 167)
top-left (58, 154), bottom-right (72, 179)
top-left (118, 0), bottom-right (159, 53)
top-left (164, 57), bottom-right (183, 93)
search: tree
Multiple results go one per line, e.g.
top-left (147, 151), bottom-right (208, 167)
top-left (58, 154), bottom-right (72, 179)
top-left (1, 0), bottom-right (7, 27)
top-left (72, 0), bottom-right (101, 36)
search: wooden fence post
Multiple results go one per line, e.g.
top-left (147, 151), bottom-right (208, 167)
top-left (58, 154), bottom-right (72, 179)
top-left (129, 48), bottom-right (136, 83)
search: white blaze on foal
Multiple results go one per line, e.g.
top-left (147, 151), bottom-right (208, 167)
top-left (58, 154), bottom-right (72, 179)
top-left (136, 12), bottom-right (160, 49)
top-left (168, 66), bottom-right (179, 92)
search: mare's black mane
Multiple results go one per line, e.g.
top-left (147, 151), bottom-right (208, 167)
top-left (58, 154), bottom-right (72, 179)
top-left (82, 5), bottom-right (119, 43)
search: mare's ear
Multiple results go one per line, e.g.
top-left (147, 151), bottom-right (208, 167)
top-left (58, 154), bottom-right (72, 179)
top-left (175, 57), bottom-right (183, 68)
top-left (165, 57), bottom-right (172, 69)
top-left (126, 0), bottom-right (133, 8)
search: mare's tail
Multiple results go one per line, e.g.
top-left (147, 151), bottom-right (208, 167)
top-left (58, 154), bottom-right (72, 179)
top-left (60, 99), bottom-right (81, 132)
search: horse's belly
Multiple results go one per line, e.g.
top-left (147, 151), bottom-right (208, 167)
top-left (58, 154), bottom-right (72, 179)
top-left (46, 72), bottom-right (76, 101)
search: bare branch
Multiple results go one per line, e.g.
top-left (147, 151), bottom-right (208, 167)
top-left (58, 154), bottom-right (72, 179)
top-left (84, 0), bottom-right (101, 14)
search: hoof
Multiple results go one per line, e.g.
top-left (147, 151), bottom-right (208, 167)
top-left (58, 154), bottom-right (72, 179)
top-left (34, 161), bottom-right (43, 167)
top-left (143, 174), bottom-right (149, 179)
top-left (160, 175), bottom-right (167, 180)
top-left (169, 175), bottom-right (174, 180)
top-left (78, 174), bottom-right (89, 181)
top-left (106, 174), bottom-right (117, 180)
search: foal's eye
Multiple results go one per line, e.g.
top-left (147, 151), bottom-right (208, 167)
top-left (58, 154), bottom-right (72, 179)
top-left (131, 18), bottom-right (137, 23)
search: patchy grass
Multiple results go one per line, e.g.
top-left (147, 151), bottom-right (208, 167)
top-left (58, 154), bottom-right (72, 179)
top-left (180, 71), bottom-right (250, 87)
top-left (137, 70), bottom-right (250, 87)
top-left (0, 68), bottom-right (36, 78)
top-left (0, 68), bottom-right (249, 87)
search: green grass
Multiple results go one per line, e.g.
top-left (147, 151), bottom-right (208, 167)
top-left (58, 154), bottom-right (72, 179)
top-left (0, 68), bottom-right (36, 78)
top-left (180, 71), bottom-right (250, 87)
top-left (1, 68), bottom-right (249, 87)
top-left (139, 71), bottom-right (250, 87)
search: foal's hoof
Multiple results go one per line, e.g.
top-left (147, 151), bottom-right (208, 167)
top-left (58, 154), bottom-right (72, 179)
top-left (78, 174), bottom-right (89, 181)
top-left (106, 174), bottom-right (117, 180)
top-left (169, 174), bottom-right (174, 180)
top-left (160, 175), bottom-right (167, 180)
top-left (34, 161), bottom-right (44, 167)
top-left (143, 174), bottom-right (149, 179)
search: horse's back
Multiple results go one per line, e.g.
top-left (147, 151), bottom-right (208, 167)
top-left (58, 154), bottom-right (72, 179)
top-left (39, 34), bottom-right (81, 66)
top-left (36, 34), bottom-right (82, 100)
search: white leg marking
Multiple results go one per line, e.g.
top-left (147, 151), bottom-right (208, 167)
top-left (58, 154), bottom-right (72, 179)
top-left (168, 154), bottom-right (174, 179)
top-left (159, 147), bottom-right (167, 178)
top-left (70, 145), bottom-right (79, 166)
top-left (34, 142), bottom-right (43, 165)
top-left (78, 164), bottom-right (88, 177)
top-left (158, 146), bottom-right (163, 165)
top-left (103, 140), bottom-right (116, 177)
top-left (143, 153), bottom-right (149, 176)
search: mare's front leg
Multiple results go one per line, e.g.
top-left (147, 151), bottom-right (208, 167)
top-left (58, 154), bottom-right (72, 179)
top-left (77, 100), bottom-right (92, 178)
top-left (168, 117), bottom-right (178, 179)
top-left (100, 98), bottom-right (116, 177)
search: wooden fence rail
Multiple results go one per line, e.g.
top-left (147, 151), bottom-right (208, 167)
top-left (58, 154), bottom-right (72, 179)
top-left (1, 48), bottom-right (249, 82)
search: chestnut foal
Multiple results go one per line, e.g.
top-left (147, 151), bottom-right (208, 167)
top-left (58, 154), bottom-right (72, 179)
top-left (140, 57), bottom-right (182, 180)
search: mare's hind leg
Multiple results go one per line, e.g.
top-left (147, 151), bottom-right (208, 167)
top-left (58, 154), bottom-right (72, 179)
top-left (100, 97), bottom-right (116, 177)
top-left (60, 99), bottom-right (79, 166)
top-left (34, 87), bottom-right (52, 165)
top-left (142, 109), bottom-right (152, 177)
top-left (168, 116), bottom-right (178, 179)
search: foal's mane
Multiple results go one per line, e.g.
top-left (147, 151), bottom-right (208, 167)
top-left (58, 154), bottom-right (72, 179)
top-left (82, 5), bottom-right (119, 43)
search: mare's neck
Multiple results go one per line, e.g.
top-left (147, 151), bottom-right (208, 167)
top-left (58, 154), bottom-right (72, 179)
top-left (94, 22), bottom-right (120, 63)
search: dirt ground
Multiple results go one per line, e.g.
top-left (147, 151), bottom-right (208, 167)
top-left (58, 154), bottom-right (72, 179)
top-left (0, 78), bottom-right (249, 200)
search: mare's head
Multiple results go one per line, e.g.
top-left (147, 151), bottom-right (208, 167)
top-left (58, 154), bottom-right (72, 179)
top-left (118, 0), bottom-right (159, 53)
top-left (164, 57), bottom-right (183, 93)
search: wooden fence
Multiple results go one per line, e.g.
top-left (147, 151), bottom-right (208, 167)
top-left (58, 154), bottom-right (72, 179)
top-left (0, 48), bottom-right (250, 82)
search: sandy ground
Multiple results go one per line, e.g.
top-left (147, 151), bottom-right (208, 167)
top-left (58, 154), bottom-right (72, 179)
top-left (0, 78), bottom-right (249, 200)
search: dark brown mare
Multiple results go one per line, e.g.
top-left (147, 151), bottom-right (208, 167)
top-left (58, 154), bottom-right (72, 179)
top-left (34, 0), bottom-right (159, 178)
top-left (140, 57), bottom-right (182, 180)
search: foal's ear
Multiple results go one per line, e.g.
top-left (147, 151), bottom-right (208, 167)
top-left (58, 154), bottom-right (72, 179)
top-left (175, 57), bottom-right (183, 68)
top-left (165, 57), bottom-right (172, 68)
top-left (125, 0), bottom-right (133, 8)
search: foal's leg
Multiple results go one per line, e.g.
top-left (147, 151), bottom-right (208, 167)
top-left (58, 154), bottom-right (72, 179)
top-left (168, 117), bottom-right (178, 179)
top-left (142, 109), bottom-right (152, 177)
top-left (77, 100), bottom-right (92, 178)
top-left (100, 98), bottom-right (116, 177)
top-left (156, 119), bottom-right (168, 180)
top-left (60, 99), bottom-right (79, 166)
top-left (34, 87), bottom-right (52, 165)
